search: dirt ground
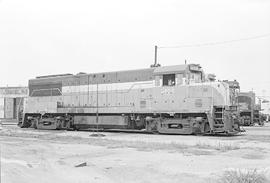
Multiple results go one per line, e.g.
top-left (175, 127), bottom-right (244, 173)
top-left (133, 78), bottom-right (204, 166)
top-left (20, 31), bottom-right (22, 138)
top-left (1, 123), bottom-right (270, 183)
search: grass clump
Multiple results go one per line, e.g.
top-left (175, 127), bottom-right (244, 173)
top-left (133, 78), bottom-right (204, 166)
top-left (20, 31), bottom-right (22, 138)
top-left (215, 142), bottom-right (240, 152)
top-left (218, 169), bottom-right (268, 183)
top-left (195, 142), bottom-right (240, 152)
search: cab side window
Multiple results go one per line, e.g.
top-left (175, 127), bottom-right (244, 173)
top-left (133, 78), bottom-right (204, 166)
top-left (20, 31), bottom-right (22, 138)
top-left (163, 74), bottom-right (175, 86)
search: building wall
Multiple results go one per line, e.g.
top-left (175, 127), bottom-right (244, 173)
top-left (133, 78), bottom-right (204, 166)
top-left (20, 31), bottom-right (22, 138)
top-left (0, 87), bottom-right (28, 119)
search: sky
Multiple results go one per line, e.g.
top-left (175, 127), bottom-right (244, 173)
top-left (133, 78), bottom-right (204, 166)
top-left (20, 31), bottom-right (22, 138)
top-left (0, 0), bottom-right (270, 100)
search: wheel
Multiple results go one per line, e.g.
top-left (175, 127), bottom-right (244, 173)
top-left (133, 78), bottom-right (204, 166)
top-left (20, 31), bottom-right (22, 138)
top-left (233, 123), bottom-right (239, 131)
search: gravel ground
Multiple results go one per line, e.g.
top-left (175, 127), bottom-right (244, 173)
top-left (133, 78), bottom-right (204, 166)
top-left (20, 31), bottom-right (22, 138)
top-left (1, 123), bottom-right (270, 183)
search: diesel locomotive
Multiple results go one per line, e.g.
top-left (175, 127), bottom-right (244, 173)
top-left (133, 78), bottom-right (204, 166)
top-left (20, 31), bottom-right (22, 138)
top-left (237, 91), bottom-right (263, 126)
top-left (19, 64), bottom-right (241, 135)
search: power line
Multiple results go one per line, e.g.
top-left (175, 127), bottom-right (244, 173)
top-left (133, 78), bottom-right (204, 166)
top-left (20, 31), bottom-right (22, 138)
top-left (159, 33), bottom-right (270, 49)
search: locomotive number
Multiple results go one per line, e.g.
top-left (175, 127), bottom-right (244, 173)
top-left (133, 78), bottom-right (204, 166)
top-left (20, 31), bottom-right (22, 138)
top-left (161, 88), bottom-right (175, 95)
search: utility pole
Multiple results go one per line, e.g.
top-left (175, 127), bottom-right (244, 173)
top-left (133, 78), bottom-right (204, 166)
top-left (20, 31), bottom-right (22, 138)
top-left (154, 45), bottom-right (158, 66)
top-left (151, 45), bottom-right (160, 67)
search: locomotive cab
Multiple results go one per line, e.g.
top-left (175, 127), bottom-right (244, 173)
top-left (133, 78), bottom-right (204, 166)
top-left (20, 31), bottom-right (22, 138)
top-left (150, 64), bottom-right (240, 135)
top-left (154, 64), bottom-right (203, 87)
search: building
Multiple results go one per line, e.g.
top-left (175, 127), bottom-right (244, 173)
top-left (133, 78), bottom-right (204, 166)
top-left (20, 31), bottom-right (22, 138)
top-left (0, 87), bottom-right (28, 120)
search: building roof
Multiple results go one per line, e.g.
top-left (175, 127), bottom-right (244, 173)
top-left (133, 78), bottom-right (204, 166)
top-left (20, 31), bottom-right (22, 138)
top-left (0, 87), bottom-right (28, 97)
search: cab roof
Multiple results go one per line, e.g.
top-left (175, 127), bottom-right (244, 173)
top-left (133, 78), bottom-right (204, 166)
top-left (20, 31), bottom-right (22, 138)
top-left (153, 64), bottom-right (200, 75)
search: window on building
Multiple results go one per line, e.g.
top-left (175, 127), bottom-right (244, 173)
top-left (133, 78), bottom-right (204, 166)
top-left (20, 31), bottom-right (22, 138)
top-left (163, 74), bottom-right (175, 86)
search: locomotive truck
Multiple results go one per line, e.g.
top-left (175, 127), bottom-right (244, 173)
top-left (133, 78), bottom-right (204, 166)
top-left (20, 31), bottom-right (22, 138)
top-left (19, 64), bottom-right (241, 135)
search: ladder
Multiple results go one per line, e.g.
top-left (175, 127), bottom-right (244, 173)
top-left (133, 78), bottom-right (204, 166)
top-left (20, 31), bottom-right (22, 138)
top-left (213, 106), bottom-right (225, 129)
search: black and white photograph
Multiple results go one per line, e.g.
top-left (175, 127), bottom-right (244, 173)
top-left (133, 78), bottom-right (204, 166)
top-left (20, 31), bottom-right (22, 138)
top-left (1, 0), bottom-right (270, 182)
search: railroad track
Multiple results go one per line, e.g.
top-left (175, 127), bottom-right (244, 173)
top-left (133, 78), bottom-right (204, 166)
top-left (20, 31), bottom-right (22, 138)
top-left (0, 119), bottom-right (18, 126)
